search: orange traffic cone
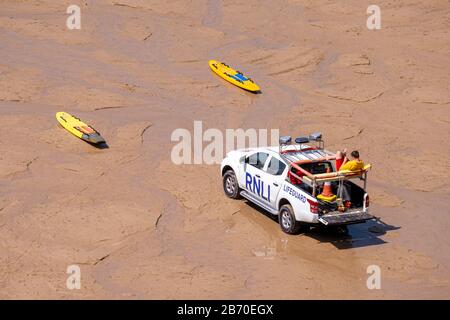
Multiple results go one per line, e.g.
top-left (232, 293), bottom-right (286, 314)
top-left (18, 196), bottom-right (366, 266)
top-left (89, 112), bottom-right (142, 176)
top-left (317, 168), bottom-right (337, 202)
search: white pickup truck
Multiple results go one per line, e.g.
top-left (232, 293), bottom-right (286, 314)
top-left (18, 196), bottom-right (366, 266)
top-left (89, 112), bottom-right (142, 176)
top-left (220, 133), bottom-right (374, 234)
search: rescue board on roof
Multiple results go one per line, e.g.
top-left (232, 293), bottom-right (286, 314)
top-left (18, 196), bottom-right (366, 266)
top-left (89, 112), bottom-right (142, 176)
top-left (209, 60), bottom-right (260, 92)
top-left (56, 112), bottom-right (105, 144)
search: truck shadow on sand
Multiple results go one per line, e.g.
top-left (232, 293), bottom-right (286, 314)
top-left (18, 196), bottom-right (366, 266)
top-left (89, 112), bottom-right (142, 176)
top-left (307, 219), bottom-right (401, 249)
top-left (243, 201), bottom-right (400, 249)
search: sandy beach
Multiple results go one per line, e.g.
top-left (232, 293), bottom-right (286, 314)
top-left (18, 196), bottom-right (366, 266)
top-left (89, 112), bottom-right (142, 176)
top-left (0, 0), bottom-right (449, 299)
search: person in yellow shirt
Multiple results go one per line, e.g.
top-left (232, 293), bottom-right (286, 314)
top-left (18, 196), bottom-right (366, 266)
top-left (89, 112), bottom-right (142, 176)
top-left (336, 150), bottom-right (364, 204)
top-left (339, 150), bottom-right (364, 172)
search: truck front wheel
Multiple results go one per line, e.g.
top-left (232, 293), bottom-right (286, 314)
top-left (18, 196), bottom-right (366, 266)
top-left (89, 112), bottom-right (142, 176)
top-left (223, 170), bottom-right (241, 199)
top-left (279, 204), bottom-right (309, 235)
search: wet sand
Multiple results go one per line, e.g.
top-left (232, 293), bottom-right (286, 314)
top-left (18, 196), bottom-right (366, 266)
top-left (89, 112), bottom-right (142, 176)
top-left (0, 0), bottom-right (449, 299)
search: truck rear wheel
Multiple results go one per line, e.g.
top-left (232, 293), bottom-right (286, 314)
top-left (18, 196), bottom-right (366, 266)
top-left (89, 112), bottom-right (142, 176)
top-left (223, 170), bottom-right (241, 199)
top-left (279, 204), bottom-right (309, 235)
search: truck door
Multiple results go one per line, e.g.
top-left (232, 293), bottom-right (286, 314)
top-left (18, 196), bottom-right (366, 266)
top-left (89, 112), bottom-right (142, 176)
top-left (263, 155), bottom-right (287, 209)
top-left (244, 152), bottom-right (271, 204)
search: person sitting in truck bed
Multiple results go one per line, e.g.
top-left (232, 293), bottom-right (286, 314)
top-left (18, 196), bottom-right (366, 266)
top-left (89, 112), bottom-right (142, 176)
top-left (339, 150), bottom-right (364, 172)
top-left (335, 148), bottom-right (347, 170)
top-left (336, 150), bottom-right (364, 203)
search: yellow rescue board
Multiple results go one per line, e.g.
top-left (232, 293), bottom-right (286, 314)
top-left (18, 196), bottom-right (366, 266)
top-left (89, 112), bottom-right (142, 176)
top-left (209, 60), bottom-right (260, 92)
top-left (56, 112), bottom-right (105, 144)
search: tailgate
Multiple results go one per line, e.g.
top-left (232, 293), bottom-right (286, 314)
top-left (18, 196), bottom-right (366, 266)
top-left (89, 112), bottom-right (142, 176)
top-left (318, 210), bottom-right (374, 226)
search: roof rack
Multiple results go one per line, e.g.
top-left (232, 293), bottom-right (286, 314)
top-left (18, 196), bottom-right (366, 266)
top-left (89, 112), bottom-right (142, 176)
top-left (279, 132), bottom-right (333, 163)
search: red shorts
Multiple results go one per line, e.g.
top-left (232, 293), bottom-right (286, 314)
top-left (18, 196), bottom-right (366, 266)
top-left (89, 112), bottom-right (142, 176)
top-left (335, 158), bottom-right (344, 171)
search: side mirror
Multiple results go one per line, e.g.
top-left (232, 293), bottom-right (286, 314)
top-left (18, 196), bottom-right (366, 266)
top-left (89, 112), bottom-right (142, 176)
top-left (240, 156), bottom-right (246, 164)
